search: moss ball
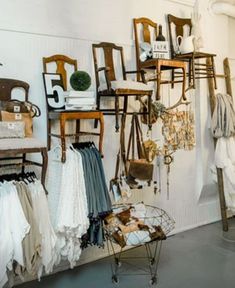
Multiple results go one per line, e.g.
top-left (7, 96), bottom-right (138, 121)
top-left (70, 70), bottom-right (91, 91)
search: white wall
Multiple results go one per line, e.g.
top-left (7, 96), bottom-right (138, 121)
top-left (0, 0), bottom-right (231, 273)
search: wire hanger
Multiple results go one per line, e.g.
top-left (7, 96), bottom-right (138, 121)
top-left (71, 141), bottom-right (95, 150)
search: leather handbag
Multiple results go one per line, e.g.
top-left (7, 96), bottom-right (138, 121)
top-left (1, 111), bottom-right (33, 137)
top-left (0, 121), bottom-right (25, 138)
top-left (128, 159), bottom-right (153, 181)
top-left (123, 114), bottom-right (154, 184)
top-left (0, 99), bottom-right (41, 137)
top-left (0, 99), bottom-right (41, 117)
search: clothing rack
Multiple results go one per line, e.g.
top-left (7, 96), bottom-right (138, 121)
top-left (71, 141), bottom-right (96, 150)
top-left (0, 158), bottom-right (47, 187)
top-left (207, 57), bottom-right (232, 231)
top-left (0, 171), bottom-right (37, 183)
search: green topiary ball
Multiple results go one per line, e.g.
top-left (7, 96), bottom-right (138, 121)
top-left (70, 70), bottom-right (91, 91)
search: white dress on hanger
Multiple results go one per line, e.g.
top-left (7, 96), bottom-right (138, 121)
top-left (47, 147), bottom-right (63, 228)
top-left (215, 136), bottom-right (235, 211)
top-left (0, 182), bottom-right (30, 288)
top-left (28, 180), bottom-right (58, 278)
top-left (55, 148), bottom-right (89, 268)
top-left (0, 185), bottom-right (14, 288)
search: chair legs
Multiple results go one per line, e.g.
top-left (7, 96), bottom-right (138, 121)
top-left (98, 113), bottom-right (104, 157)
top-left (58, 112), bottom-right (104, 162)
top-left (115, 94), bottom-right (120, 132)
top-left (41, 148), bottom-right (48, 187)
top-left (94, 94), bottom-right (101, 129)
top-left (60, 115), bottom-right (66, 163)
top-left (156, 62), bottom-right (161, 101)
top-left (211, 56), bottom-right (217, 89)
top-left (188, 56), bottom-right (217, 90)
top-left (147, 94), bottom-right (152, 130)
top-left (181, 66), bottom-right (187, 101)
top-left (123, 97), bottom-right (128, 114)
top-left (47, 119), bottom-right (52, 150)
top-left (191, 56), bottom-right (196, 89)
top-left (75, 119), bottom-right (80, 143)
top-left (170, 56), bottom-right (217, 91)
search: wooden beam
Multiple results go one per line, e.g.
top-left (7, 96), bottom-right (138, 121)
top-left (224, 57), bottom-right (232, 97)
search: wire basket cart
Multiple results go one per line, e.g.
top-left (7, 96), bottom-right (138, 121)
top-left (104, 203), bottom-right (175, 286)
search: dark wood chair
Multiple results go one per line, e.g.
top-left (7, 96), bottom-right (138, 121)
top-left (0, 78), bottom-right (48, 186)
top-left (133, 17), bottom-right (187, 101)
top-left (42, 54), bottom-right (104, 162)
top-left (92, 42), bottom-right (153, 132)
top-left (167, 14), bottom-right (217, 89)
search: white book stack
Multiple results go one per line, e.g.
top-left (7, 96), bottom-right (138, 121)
top-left (65, 91), bottom-right (96, 110)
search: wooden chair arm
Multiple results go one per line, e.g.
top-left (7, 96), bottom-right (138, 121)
top-left (125, 70), bottom-right (147, 83)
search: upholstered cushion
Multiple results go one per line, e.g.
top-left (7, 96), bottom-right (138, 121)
top-left (0, 138), bottom-right (46, 151)
top-left (99, 80), bottom-right (153, 92)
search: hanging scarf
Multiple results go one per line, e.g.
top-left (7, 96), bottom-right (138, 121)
top-left (211, 93), bottom-right (235, 138)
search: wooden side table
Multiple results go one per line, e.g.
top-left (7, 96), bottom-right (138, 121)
top-left (48, 110), bottom-right (104, 162)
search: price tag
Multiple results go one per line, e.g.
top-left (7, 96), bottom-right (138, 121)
top-left (13, 105), bottom-right (20, 113)
top-left (7, 123), bottom-right (15, 129)
top-left (152, 41), bottom-right (170, 59)
top-left (15, 113), bottom-right (22, 120)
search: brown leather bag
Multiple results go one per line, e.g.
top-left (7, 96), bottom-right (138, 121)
top-left (1, 111), bottom-right (33, 137)
top-left (1, 99), bottom-right (41, 117)
top-left (128, 159), bottom-right (153, 181)
top-left (122, 114), bottom-right (153, 184)
top-left (0, 99), bottom-right (41, 137)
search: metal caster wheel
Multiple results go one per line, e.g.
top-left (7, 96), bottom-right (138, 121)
top-left (149, 276), bottom-right (157, 286)
top-left (112, 275), bottom-right (119, 284)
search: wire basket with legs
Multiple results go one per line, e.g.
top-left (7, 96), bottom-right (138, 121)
top-left (104, 203), bottom-right (175, 286)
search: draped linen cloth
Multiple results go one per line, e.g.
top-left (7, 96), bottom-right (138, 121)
top-left (211, 93), bottom-right (235, 212)
top-left (0, 182), bottom-right (30, 288)
top-left (28, 180), bottom-right (59, 278)
top-left (215, 137), bottom-right (235, 211)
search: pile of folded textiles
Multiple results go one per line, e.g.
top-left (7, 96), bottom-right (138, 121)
top-left (104, 203), bottom-right (175, 248)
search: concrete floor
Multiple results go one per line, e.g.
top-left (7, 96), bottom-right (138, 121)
top-left (18, 219), bottom-right (235, 288)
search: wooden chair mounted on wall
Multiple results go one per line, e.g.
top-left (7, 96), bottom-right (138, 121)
top-left (167, 14), bottom-right (217, 90)
top-left (42, 54), bottom-right (104, 162)
top-left (0, 78), bottom-right (48, 186)
top-left (92, 42), bottom-right (153, 132)
top-left (133, 17), bottom-right (187, 101)
top-left (43, 54), bottom-right (78, 90)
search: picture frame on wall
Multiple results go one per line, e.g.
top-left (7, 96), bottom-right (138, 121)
top-left (42, 73), bottom-right (65, 110)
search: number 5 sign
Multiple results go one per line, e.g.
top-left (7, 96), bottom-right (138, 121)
top-left (42, 73), bottom-right (65, 110)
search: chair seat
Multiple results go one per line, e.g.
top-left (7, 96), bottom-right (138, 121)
top-left (99, 80), bottom-right (153, 93)
top-left (175, 51), bottom-right (216, 60)
top-left (0, 138), bottom-right (46, 152)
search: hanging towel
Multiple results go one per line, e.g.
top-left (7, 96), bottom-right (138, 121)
top-left (211, 93), bottom-right (235, 138)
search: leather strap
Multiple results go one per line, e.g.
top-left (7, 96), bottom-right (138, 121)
top-left (126, 113), bottom-right (148, 161)
top-left (115, 113), bottom-right (150, 180)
